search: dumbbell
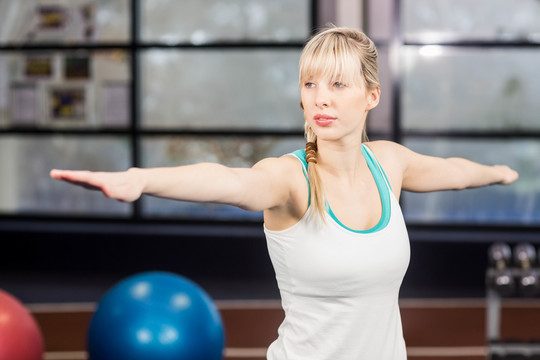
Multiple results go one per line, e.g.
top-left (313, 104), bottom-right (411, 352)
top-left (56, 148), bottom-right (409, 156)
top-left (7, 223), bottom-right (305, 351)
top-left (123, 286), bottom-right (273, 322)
top-left (514, 243), bottom-right (540, 297)
top-left (490, 351), bottom-right (527, 360)
top-left (487, 242), bottom-right (515, 296)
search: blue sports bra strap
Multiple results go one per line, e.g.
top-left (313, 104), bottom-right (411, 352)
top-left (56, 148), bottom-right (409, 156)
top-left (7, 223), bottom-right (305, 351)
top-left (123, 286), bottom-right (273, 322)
top-left (361, 144), bottom-right (393, 191)
top-left (288, 149), bottom-right (309, 181)
top-left (287, 149), bottom-right (311, 206)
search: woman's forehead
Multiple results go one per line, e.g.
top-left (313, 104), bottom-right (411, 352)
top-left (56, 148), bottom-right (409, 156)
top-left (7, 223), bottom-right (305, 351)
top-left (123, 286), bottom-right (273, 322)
top-left (300, 67), bottom-right (362, 84)
top-left (301, 55), bottom-right (361, 78)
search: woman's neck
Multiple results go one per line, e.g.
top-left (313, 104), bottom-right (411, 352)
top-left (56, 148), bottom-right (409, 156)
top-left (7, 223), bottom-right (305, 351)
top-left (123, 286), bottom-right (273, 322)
top-left (316, 141), bottom-right (368, 184)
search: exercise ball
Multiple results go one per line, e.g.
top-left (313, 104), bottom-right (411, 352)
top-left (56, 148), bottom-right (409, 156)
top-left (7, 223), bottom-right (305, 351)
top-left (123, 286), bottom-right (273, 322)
top-left (0, 289), bottom-right (44, 360)
top-left (88, 271), bottom-right (224, 360)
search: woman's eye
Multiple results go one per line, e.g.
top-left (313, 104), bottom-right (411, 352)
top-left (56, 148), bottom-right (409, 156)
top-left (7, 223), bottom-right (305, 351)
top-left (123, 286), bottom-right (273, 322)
top-left (333, 82), bottom-right (346, 88)
top-left (305, 82), bottom-right (315, 88)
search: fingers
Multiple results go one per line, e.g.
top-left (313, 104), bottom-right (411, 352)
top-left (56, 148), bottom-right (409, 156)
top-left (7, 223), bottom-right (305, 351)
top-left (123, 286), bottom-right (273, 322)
top-left (50, 169), bottom-right (84, 180)
top-left (49, 169), bottom-right (139, 201)
top-left (495, 165), bottom-right (519, 185)
top-left (504, 168), bottom-right (520, 185)
top-left (50, 169), bottom-right (103, 190)
top-left (49, 169), bottom-right (62, 179)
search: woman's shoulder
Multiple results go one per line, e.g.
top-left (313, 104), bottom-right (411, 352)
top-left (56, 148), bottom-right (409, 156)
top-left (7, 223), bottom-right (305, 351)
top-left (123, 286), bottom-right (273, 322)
top-left (364, 139), bottom-right (401, 150)
top-left (364, 140), bottom-right (407, 159)
top-left (253, 152), bottom-right (307, 176)
top-left (363, 140), bottom-right (408, 190)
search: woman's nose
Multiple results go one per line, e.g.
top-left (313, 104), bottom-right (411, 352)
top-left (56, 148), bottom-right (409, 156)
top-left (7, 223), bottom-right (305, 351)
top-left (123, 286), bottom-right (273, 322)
top-left (315, 89), bottom-right (330, 108)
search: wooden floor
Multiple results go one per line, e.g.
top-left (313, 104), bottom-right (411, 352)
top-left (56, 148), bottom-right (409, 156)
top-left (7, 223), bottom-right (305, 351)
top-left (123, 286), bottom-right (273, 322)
top-left (28, 298), bottom-right (540, 360)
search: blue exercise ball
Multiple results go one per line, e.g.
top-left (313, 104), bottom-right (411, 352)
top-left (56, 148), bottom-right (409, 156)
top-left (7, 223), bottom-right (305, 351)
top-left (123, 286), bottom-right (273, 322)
top-left (88, 271), bottom-right (224, 360)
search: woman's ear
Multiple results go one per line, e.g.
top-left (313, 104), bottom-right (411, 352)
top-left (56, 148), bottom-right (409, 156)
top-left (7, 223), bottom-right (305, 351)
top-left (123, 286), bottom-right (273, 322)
top-left (366, 87), bottom-right (381, 111)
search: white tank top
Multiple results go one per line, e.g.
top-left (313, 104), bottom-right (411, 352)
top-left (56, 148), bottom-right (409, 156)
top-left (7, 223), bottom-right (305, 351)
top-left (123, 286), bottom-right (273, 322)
top-left (264, 144), bottom-right (410, 360)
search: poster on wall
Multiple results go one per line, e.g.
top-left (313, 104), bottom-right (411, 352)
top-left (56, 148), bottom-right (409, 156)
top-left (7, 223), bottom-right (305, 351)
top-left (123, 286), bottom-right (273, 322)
top-left (80, 3), bottom-right (96, 40)
top-left (38, 5), bottom-right (67, 29)
top-left (102, 82), bottom-right (129, 126)
top-left (64, 54), bottom-right (91, 80)
top-left (31, 3), bottom-right (96, 42)
top-left (46, 85), bottom-right (87, 124)
top-left (10, 83), bottom-right (38, 126)
top-left (34, 4), bottom-right (68, 42)
top-left (25, 54), bottom-right (54, 79)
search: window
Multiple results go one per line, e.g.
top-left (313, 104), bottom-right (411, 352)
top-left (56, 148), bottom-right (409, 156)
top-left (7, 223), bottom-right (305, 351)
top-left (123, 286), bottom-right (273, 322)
top-left (0, 0), bottom-right (313, 222)
top-left (367, 0), bottom-right (540, 226)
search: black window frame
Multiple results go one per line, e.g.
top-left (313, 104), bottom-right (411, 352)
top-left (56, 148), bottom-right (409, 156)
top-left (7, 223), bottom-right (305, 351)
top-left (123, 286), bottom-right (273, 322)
top-left (364, 0), bottom-right (540, 242)
top-left (0, 0), bottom-right (317, 236)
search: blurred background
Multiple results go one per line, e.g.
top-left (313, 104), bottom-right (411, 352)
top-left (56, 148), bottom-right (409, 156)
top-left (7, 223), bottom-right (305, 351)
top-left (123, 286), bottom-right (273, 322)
top-left (1, 0), bottom-right (540, 300)
top-left (0, 0), bottom-right (539, 358)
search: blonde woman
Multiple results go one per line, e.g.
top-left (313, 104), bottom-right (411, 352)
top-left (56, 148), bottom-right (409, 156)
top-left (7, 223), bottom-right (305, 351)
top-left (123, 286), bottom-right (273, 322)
top-left (50, 26), bottom-right (518, 359)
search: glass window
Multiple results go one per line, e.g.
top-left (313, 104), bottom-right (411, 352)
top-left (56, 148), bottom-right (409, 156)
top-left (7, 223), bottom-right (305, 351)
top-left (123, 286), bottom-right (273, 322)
top-left (140, 136), bottom-right (306, 220)
top-left (401, 47), bottom-right (540, 131)
top-left (402, 0), bottom-right (540, 42)
top-left (0, 135), bottom-right (131, 216)
top-left (141, 0), bottom-right (310, 43)
top-left (0, 50), bottom-right (130, 129)
top-left (141, 49), bottom-right (302, 130)
top-left (367, 45), bottom-right (392, 134)
top-left (366, 0), bottom-right (395, 43)
top-left (402, 138), bottom-right (540, 224)
top-left (0, 0), bottom-right (130, 44)
top-left (0, 1), bottom-right (313, 223)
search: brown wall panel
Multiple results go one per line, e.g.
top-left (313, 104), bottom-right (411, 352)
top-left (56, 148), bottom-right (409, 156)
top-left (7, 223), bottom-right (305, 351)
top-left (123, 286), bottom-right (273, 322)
top-left (409, 357), bottom-right (484, 360)
top-left (220, 307), bottom-right (284, 348)
top-left (31, 299), bottom-right (540, 357)
top-left (401, 307), bottom-right (485, 347)
top-left (500, 306), bottom-right (540, 341)
top-left (33, 311), bottom-right (92, 352)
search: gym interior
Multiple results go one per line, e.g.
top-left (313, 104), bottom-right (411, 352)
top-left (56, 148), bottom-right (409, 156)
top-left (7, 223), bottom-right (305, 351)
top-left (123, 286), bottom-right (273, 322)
top-left (1, 0), bottom-right (540, 359)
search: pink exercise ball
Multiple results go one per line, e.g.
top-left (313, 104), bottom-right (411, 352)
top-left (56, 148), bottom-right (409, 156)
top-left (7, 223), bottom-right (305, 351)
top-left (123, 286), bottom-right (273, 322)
top-left (0, 289), bottom-right (44, 360)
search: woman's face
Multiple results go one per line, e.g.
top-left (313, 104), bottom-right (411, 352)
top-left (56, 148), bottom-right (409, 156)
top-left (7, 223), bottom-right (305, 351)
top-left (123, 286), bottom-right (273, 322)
top-left (301, 74), bottom-right (379, 144)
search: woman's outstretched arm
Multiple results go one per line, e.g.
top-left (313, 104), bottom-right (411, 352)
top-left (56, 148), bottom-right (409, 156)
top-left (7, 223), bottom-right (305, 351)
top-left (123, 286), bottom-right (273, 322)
top-left (50, 157), bottom-right (292, 212)
top-left (371, 141), bottom-right (519, 193)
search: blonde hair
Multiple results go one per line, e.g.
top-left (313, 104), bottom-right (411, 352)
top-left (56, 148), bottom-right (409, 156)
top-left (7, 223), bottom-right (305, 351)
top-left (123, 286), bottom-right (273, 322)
top-left (299, 26), bottom-right (380, 220)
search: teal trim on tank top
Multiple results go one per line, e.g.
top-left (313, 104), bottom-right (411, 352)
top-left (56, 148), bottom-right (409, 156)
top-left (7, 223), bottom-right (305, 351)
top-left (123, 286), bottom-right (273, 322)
top-left (327, 144), bottom-right (391, 233)
top-left (289, 149), bottom-right (310, 206)
top-left (288, 145), bottom-right (391, 234)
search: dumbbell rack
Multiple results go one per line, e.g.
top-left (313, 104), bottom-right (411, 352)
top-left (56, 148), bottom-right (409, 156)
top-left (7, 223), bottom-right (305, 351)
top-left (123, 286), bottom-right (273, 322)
top-left (486, 280), bottom-right (540, 358)
top-left (486, 266), bottom-right (540, 359)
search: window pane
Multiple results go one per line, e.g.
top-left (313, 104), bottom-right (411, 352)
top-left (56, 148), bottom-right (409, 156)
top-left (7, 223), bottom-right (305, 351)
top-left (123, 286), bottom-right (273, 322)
top-left (0, 51), bottom-right (130, 129)
top-left (141, 50), bottom-right (302, 130)
top-left (0, 0), bottom-right (130, 44)
top-left (141, 0), bottom-right (310, 43)
top-left (402, 0), bottom-right (540, 41)
top-left (367, 45), bottom-right (392, 134)
top-left (0, 136), bottom-right (131, 216)
top-left (402, 47), bottom-right (540, 131)
top-left (402, 138), bottom-right (540, 225)
top-left (140, 136), bottom-right (306, 220)
top-left (367, 0), bottom-right (395, 43)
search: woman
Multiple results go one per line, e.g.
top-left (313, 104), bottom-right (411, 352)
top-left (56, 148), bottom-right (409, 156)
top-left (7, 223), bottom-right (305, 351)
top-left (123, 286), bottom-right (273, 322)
top-left (50, 26), bottom-right (518, 359)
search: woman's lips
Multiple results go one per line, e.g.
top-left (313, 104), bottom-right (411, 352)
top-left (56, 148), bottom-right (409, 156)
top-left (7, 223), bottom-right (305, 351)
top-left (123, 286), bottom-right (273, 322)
top-left (314, 114), bottom-right (336, 126)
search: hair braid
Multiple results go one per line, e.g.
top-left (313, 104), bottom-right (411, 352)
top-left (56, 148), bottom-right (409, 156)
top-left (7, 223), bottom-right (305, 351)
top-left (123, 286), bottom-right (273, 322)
top-left (304, 128), bottom-right (326, 221)
top-left (305, 141), bottom-right (318, 164)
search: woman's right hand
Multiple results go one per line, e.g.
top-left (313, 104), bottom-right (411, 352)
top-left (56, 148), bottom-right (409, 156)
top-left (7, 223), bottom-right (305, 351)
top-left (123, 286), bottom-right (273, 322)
top-left (49, 168), bottom-right (144, 202)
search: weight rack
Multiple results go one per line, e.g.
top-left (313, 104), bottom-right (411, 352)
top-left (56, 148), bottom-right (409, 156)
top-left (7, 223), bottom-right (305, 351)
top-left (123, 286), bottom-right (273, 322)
top-left (487, 243), bottom-right (540, 359)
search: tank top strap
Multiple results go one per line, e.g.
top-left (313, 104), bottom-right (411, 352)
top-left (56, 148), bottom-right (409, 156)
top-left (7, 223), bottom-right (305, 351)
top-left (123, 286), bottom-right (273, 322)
top-left (361, 144), bottom-right (393, 192)
top-left (287, 149), bottom-right (308, 180)
top-left (287, 149), bottom-right (311, 206)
